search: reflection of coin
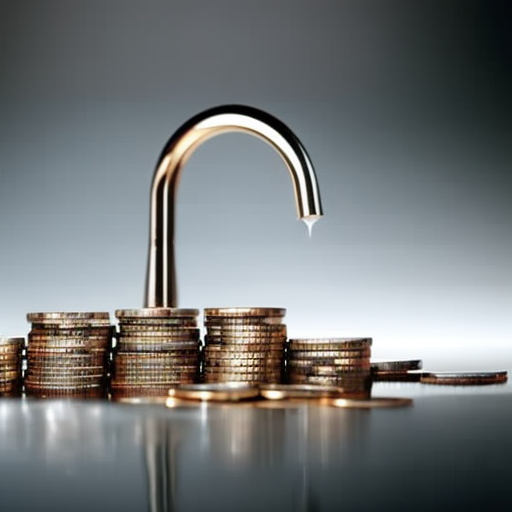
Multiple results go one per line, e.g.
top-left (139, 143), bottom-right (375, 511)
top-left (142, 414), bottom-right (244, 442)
top-left (116, 308), bottom-right (199, 318)
top-left (420, 371), bottom-right (508, 385)
top-left (321, 397), bottom-right (413, 409)
top-left (170, 383), bottom-right (260, 401)
top-left (260, 384), bottom-right (345, 400)
top-left (204, 307), bottom-right (286, 317)
top-left (371, 360), bottom-right (422, 372)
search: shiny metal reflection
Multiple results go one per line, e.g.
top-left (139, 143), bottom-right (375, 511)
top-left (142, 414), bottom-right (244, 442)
top-left (144, 105), bottom-right (324, 307)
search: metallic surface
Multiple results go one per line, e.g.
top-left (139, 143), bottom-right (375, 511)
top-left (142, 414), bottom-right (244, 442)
top-left (145, 105), bottom-right (324, 307)
top-left (1, 381), bottom-right (511, 511)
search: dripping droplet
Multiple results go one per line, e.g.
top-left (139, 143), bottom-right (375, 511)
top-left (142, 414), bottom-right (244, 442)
top-left (302, 215), bottom-right (321, 238)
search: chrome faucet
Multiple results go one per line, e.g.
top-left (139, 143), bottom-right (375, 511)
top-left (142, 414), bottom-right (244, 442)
top-left (144, 105), bottom-right (324, 307)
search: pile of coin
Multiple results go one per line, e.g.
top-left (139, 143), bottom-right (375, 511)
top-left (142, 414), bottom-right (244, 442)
top-left (0, 336), bottom-right (24, 397)
top-left (203, 307), bottom-right (287, 384)
top-left (287, 338), bottom-right (373, 398)
top-left (111, 308), bottom-right (201, 398)
top-left (25, 312), bottom-right (112, 398)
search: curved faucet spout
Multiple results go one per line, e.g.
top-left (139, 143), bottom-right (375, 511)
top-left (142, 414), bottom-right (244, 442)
top-left (144, 104), bottom-right (323, 308)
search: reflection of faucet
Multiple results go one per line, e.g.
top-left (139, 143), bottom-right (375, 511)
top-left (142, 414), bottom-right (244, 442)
top-left (144, 104), bottom-right (324, 307)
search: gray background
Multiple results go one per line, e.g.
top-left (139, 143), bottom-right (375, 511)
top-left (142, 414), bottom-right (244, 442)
top-left (0, 0), bottom-right (510, 368)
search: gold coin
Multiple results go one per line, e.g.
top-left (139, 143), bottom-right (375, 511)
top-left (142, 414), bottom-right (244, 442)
top-left (115, 308), bottom-right (199, 318)
top-left (30, 326), bottom-right (112, 336)
top-left (420, 371), bottom-right (508, 385)
top-left (204, 307), bottom-right (286, 317)
top-left (169, 382), bottom-right (259, 401)
top-left (259, 384), bottom-right (345, 400)
top-left (115, 347), bottom-right (200, 357)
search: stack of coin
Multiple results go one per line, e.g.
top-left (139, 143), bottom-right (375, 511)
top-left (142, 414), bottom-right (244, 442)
top-left (203, 308), bottom-right (287, 384)
top-left (25, 312), bottom-right (112, 398)
top-left (111, 308), bottom-right (201, 398)
top-left (287, 338), bottom-right (373, 398)
top-left (0, 337), bottom-right (24, 397)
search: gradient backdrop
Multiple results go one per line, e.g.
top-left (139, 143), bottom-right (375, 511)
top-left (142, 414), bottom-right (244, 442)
top-left (0, 0), bottom-right (510, 369)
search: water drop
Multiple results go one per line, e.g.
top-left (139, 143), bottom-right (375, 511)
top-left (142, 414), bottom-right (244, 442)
top-left (302, 215), bottom-right (321, 238)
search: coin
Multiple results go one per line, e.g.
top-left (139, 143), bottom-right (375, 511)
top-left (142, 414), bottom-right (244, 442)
top-left (119, 327), bottom-right (200, 337)
top-left (288, 349), bottom-right (371, 359)
top-left (205, 317), bottom-right (284, 326)
top-left (372, 371), bottom-right (422, 382)
top-left (321, 397), bottom-right (413, 409)
top-left (288, 357), bottom-right (371, 368)
top-left (204, 307), bottom-right (286, 317)
top-left (371, 360), bottom-right (423, 372)
top-left (420, 371), bottom-right (508, 385)
top-left (289, 338), bottom-right (372, 350)
top-left (204, 345), bottom-right (283, 354)
top-left (118, 318), bottom-right (198, 327)
top-left (169, 382), bottom-right (260, 401)
top-left (27, 312), bottom-right (110, 321)
top-left (115, 308), bottom-right (199, 318)
top-left (259, 384), bottom-right (345, 400)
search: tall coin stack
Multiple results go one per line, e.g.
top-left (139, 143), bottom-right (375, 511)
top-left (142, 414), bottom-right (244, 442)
top-left (111, 308), bottom-right (201, 399)
top-left (287, 338), bottom-right (373, 398)
top-left (203, 308), bottom-right (287, 384)
top-left (25, 312), bottom-right (112, 398)
top-left (0, 337), bottom-right (24, 397)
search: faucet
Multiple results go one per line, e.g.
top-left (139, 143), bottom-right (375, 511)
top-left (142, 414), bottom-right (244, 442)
top-left (144, 105), bottom-right (324, 308)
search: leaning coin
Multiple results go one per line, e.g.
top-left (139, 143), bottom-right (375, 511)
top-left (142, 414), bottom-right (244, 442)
top-left (420, 371), bottom-right (508, 385)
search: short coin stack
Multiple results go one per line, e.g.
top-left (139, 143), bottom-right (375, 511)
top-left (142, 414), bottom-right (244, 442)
top-left (111, 308), bottom-right (201, 399)
top-left (287, 338), bottom-right (373, 398)
top-left (203, 307), bottom-right (287, 384)
top-left (25, 312), bottom-right (112, 398)
top-left (371, 359), bottom-right (423, 382)
top-left (0, 337), bottom-right (24, 397)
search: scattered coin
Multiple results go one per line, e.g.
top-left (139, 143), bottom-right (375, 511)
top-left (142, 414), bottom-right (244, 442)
top-left (420, 371), bottom-right (508, 386)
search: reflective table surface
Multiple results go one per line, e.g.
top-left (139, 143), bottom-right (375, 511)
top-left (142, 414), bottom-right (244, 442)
top-left (1, 380), bottom-right (511, 512)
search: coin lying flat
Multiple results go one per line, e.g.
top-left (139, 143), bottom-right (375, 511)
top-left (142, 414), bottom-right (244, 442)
top-left (169, 382), bottom-right (260, 401)
top-left (420, 371), bottom-right (508, 385)
top-left (371, 360), bottom-right (423, 372)
top-left (260, 384), bottom-right (345, 400)
top-left (27, 312), bottom-right (110, 321)
top-left (322, 397), bottom-right (414, 409)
